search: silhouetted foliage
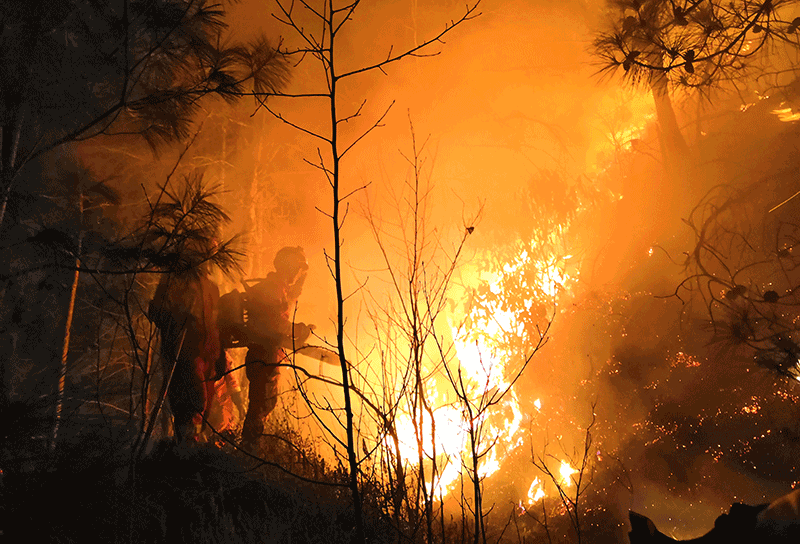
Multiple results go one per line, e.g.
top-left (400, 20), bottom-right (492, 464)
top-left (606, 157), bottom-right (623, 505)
top-left (675, 180), bottom-right (800, 381)
top-left (593, 0), bottom-right (800, 93)
top-left (0, 0), bottom-right (288, 228)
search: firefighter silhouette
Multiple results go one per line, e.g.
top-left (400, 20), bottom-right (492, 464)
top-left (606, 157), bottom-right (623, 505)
top-left (148, 265), bottom-right (225, 443)
top-left (240, 246), bottom-right (313, 447)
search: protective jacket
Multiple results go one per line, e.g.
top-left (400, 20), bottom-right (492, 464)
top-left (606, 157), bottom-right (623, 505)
top-left (149, 272), bottom-right (223, 442)
top-left (240, 271), bottom-right (302, 446)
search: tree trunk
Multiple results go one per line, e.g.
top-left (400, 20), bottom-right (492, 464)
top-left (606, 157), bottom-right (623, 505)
top-left (327, 1), bottom-right (367, 539)
top-left (0, 111), bottom-right (24, 230)
top-left (0, 117), bottom-right (24, 410)
top-left (649, 70), bottom-right (689, 183)
top-left (470, 421), bottom-right (484, 544)
top-left (141, 339), bottom-right (155, 438)
top-left (247, 115), bottom-right (267, 278)
top-left (51, 190), bottom-right (84, 451)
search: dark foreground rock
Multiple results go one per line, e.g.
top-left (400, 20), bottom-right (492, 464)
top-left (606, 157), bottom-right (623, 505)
top-left (629, 489), bottom-right (800, 544)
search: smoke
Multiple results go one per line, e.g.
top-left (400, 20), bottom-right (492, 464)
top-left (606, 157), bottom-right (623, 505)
top-left (69, 0), bottom-right (800, 538)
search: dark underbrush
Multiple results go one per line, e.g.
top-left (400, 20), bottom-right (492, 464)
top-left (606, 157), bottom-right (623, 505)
top-left (1, 438), bottom-right (396, 544)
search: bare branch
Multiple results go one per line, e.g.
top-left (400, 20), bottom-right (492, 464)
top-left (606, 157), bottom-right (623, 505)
top-left (337, 2), bottom-right (482, 79)
top-left (340, 101), bottom-right (395, 158)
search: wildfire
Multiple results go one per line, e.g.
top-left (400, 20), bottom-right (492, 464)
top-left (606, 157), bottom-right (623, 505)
top-left (406, 213), bottom-right (582, 496)
top-left (772, 107), bottom-right (800, 122)
top-left (672, 351), bottom-right (701, 368)
top-left (380, 241), bottom-right (577, 498)
top-left (364, 149), bottom-right (598, 504)
top-left (588, 88), bottom-right (656, 174)
top-left (559, 461), bottom-right (577, 487)
top-left (527, 477), bottom-right (546, 504)
top-left (520, 460), bottom-right (578, 512)
top-left (741, 396), bottom-right (761, 414)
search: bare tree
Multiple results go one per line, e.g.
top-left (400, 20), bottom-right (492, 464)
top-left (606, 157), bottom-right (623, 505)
top-left (529, 407), bottom-right (597, 544)
top-left (435, 324), bottom-right (549, 544)
top-left (358, 115), bottom-right (481, 542)
top-left (263, 2), bottom-right (481, 541)
top-left (49, 167), bottom-right (121, 452)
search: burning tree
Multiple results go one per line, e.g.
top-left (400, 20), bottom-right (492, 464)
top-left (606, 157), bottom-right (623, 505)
top-left (591, 0), bottom-right (800, 382)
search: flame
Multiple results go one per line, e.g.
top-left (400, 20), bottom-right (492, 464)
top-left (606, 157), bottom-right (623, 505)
top-left (772, 107), bottom-right (800, 122)
top-left (588, 88), bottom-right (656, 174)
top-left (521, 460), bottom-right (577, 508)
top-left (390, 403), bottom-right (465, 462)
top-left (383, 360), bottom-right (527, 497)
top-left (380, 242), bottom-right (565, 497)
top-left (527, 477), bottom-right (546, 504)
top-left (393, 205), bottom-right (580, 496)
top-left (365, 151), bottom-right (597, 502)
top-left (559, 460), bottom-right (577, 487)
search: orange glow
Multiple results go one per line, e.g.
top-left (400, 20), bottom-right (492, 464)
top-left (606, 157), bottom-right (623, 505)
top-left (30, 0), bottom-right (800, 539)
top-left (376, 223), bottom-right (581, 498)
top-left (772, 107), bottom-right (800, 122)
top-left (527, 477), bottom-right (546, 504)
top-left (559, 460), bottom-right (577, 487)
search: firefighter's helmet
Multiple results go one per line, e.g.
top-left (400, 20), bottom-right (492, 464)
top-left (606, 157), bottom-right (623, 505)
top-left (274, 246), bottom-right (307, 276)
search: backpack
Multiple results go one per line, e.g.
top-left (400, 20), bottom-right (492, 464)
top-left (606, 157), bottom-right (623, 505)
top-left (218, 289), bottom-right (247, 348)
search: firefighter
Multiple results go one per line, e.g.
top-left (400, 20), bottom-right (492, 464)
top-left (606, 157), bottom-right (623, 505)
top-left (241, 246), bottom-right (313, 448)
top-left (148, 266), bottom-right (225, 443)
